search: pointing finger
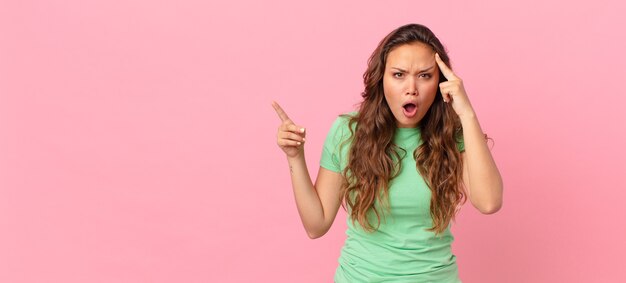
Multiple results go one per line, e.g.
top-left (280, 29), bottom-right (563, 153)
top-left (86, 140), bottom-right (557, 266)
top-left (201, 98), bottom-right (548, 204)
top-left (435, 53), bottom-right (458, 81)
top-left (271, 101), bottom-right (291, 122)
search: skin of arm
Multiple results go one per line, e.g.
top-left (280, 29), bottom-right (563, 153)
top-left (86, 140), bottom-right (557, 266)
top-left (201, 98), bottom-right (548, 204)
top-left (272, 101), bottom-right (344, 239)
top-left (434, 53), bottom-right (504, 214)
top-left (287, 154), bottom-right (344, 239)
top-left (460, 113), bottom-right (503, 214)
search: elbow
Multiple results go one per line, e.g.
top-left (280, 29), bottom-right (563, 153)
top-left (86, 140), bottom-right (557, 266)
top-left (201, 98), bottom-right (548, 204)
top-left (307, 231), bottom-right (323, 239)
top-left (477, 197), bottom-right (503, 214)
top-left (306, 226), bottom-right (329, 239)
top-left (476, 182), bottom-right (504, 215)
top-left (478, 203), bottom-right (501, 214)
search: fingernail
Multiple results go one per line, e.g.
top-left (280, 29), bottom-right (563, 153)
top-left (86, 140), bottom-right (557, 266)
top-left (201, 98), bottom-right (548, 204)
top-left (301, 128), bottom-right (305, 133)
top-left (302, 138), bottom-right (306, 142)
top-left (297, 142), bottom-right (302, 145)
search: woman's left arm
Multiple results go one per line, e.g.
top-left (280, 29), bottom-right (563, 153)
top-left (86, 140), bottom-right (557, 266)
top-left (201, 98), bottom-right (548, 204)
top-left (435, 53), bottom-right (503, 214)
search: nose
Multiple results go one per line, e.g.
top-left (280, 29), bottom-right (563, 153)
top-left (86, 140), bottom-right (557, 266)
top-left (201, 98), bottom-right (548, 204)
top-left (405, 77), bottom-right (418, 95)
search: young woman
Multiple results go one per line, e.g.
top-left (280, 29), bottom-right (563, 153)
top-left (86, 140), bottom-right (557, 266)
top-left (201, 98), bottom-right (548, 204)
top-left (272, 23), bottom-right (503, 282)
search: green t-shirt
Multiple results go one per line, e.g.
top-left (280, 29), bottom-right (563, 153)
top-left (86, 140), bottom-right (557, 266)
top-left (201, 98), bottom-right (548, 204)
top-left (320, 114), bottom-right (464, 283)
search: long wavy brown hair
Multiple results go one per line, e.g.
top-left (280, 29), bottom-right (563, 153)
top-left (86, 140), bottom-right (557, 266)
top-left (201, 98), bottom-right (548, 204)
top-left (341, 23), bottom-right (466, 236)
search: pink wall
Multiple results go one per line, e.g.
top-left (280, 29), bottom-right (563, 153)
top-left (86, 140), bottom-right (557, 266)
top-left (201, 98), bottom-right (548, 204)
top-left (1, 0), bottom-right (625, 282)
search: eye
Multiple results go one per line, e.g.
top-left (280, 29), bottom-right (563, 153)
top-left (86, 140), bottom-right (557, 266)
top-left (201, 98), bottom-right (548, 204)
top-left (393, 72), bottom-right (404, 78)
top-left (419, 73), bottom-right (432, 79)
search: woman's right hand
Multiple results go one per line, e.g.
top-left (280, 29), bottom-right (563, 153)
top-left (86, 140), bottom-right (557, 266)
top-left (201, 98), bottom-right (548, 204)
top-left (272, 101), bottom-right (307, 158)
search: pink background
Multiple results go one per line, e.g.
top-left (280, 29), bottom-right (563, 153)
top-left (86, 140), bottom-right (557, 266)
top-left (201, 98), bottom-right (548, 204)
top-left (1, 0), bottom-right (625, 282)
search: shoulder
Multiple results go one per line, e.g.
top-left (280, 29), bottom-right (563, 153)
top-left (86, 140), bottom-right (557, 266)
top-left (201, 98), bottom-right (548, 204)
top-left (327, 111), bottom-right (358, 137)
top-left (324, 112), bottom-right (358, 146)
top-left (333, 111), bottom-right (358, 127)
top-left (321, 112), bottom-right (358, 171)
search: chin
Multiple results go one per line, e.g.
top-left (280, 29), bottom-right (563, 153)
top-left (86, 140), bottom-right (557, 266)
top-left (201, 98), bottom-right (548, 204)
top-left (399, 119), bottom-right (419, 128)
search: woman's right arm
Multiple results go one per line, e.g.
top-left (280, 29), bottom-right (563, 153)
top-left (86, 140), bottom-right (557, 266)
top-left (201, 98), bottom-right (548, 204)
top-left (273, 101), bottom-right (344, 239)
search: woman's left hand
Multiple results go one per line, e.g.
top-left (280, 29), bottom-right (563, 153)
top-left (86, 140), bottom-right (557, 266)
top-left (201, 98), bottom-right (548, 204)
top-left (435, 53), bottom-right (476, 119)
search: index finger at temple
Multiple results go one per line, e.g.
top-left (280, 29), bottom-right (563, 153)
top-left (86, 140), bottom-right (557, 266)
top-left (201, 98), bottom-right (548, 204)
top-left (435, 53), bottom-right (458, 80)
top-left (271, 101), bottom-right (291, 122)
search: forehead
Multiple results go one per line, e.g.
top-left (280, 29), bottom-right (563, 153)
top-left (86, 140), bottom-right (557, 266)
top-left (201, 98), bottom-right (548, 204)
top-left (385, 42), bottom-right (435, 68)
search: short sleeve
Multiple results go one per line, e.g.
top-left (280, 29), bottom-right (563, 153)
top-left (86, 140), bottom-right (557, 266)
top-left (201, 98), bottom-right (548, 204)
top-left (456, 135), bottom-right (465, 153)
top-left (320, 115), bottom-right (353, 173)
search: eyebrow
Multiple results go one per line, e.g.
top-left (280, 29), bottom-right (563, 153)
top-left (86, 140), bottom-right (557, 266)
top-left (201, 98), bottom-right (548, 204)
top-left (391, 65), bottom-right (435, 73)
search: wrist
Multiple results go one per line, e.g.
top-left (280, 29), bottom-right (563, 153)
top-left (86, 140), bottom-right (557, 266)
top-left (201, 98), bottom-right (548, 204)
top-left (459, 111), bottom-right (477, 123)
top-left (287, 152), bottom-right (305, 163)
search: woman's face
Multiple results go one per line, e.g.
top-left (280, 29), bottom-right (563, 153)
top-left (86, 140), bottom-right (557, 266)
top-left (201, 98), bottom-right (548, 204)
top-left (383, 42), bottom-right (440, 128)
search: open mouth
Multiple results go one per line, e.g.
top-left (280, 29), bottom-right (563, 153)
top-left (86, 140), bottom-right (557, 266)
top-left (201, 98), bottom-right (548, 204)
top-left (402, 103), bottom-right (417, 118)
top-left (403, 103), bottom-right (416, 112)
